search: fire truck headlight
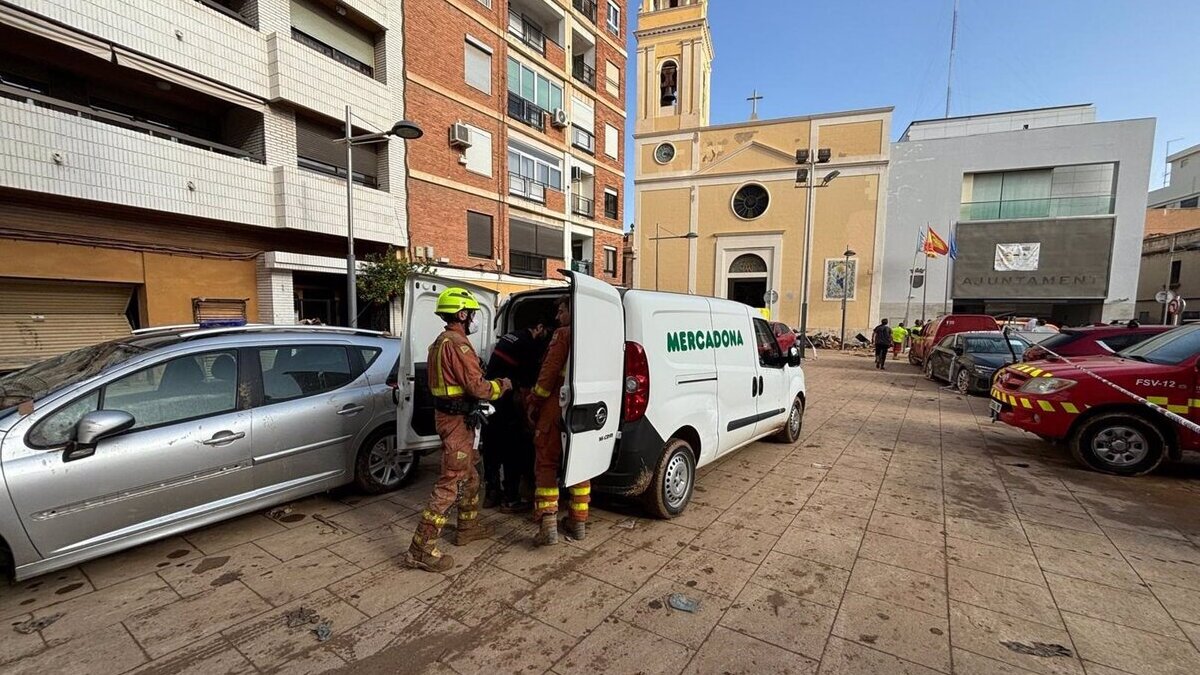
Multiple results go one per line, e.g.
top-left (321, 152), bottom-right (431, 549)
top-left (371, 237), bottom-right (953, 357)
top-left (1019, 377), bottom-right (1076, 394)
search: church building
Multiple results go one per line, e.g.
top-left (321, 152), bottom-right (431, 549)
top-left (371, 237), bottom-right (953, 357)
top-left (633, 0), bottom-right (891, 334)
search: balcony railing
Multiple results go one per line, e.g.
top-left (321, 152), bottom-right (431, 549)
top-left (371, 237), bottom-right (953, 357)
top-left (508, 172), bottom-right (547, 203)
top-left (570, 259), bottom-right (594, 276)
top-left (298, 155), bottom-right (378, 188)
top-left (571, 125), bottom-right (595, 154)
top-left (959, 195), bottom-right (1116, 221)
top-left (292, 27), bottom-right (374, 78)
top-left (572, 193), bottom-right (595, 218)
top-left (573, 0), bottom-right (597, 23)
top-left (0, 83), bottom-right (263, 163)
top-left (572, 57), bottom-right (596, 89)
top-left (510, 251), bottom-right (546, 278)
top-left (194, 0), bottom-right (256, 28)
top-left (507, 91), bottom-right (545, 132)
top-left (507, 10), bottom-right (546, 54)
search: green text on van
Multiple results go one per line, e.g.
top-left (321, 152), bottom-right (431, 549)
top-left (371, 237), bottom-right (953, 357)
top-left (666, 330), bottom-right (745, 353)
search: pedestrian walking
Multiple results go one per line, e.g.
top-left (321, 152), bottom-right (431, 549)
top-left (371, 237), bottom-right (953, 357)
top-left (872, 318), bottom-right (891, 370)
top-left (527, 296), bottom-right (590, 544)
top-left (481, 318), bottom-right (551, 512)
top-left (405, 288), bottom-right (511, 572)
top-left (891, 322), bottom-right (909, 360)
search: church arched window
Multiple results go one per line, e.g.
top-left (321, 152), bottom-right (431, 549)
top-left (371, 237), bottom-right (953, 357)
top-left (660, 60), bottom-right (678, 107)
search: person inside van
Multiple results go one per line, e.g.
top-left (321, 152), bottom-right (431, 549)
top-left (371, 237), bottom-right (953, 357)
top-left (527, 296), bottom-right (590, 544)
top-left (482, 317), bottom-right (552, 512)
top-left (872, 318), bottom-right (891, 370)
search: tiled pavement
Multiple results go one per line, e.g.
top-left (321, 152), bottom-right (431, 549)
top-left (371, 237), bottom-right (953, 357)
top-left (4, 352), bottom-right (1200, 674)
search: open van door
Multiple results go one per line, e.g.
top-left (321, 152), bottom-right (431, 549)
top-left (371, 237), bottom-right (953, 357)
top-left (562, 272), bottom-right (624, 485)
top-left (397, 275), bottom-right (499, 451)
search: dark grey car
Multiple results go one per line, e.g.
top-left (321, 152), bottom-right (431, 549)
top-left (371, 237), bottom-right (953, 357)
top-left (0, 326), bottom-right (414, 581)
top-left (924, 331), bottom-right (1029, 395)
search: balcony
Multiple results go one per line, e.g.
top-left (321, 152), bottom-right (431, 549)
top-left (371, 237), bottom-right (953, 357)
top-left (509, 172), bottom-right (547, 203)
top-left (193, 0), bottom-right (256, 28)
top-left (573, 0), bottom-right (597, 23)
top-left (292, 27), bottom-right (374, 78)
top-left (508, 10), bottom-right (547, 55)
top-left (570, 259), bottom-right (594, 276)
top-left (959, 195), bottom-right (1116, 222)
top-left (507, 91), bottom-right (546, 132)
top-left (510, 251), bottom-right (547, 278)
top-left (571, 125), bottom-right (595, 154)
top-left (573, 57), bottom-right (596, 89)
top-left (572, 194), bottom-right (595, 218)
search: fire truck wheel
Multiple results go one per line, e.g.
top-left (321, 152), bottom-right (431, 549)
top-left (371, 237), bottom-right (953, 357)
top-left (1070, 413), bottom-right (1166, 477)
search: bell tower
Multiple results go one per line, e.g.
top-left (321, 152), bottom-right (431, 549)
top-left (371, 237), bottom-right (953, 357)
top-left (635, 0), bottom-right (713, 134)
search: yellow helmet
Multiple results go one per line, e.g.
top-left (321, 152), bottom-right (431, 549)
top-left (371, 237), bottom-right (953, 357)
top-left (435, 287), bottom-right (482, 315)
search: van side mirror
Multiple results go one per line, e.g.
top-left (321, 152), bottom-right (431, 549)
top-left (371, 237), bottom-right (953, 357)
top-left (66, 410), bottom-right (135, 462)
top-left (787, 346), bottom-right (802, 367)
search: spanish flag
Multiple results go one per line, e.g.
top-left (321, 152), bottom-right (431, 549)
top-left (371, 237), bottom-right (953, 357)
top-left (924, 227), bottom-right (950, 257)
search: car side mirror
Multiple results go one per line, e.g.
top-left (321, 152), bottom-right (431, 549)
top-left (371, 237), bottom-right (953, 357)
top-left (953, 346), bottom-right (964, 356)
top-left (787, 346), bottom-right (802, 367)
top-left (66, 410), bottom-right (135, 462)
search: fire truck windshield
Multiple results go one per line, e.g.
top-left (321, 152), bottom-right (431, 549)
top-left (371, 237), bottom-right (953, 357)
top-left (1118, 324), bottom-right (1200, 365)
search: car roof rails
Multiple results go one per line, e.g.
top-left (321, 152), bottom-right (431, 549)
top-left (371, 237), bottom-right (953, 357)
top-left (177, 324), bottom-right (389, 339)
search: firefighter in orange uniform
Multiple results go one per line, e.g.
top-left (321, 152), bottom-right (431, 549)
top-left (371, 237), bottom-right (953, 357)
top-left (528, 296), bottom-right (589, 544)
top-left (405, 288), bottom-right (511, 572)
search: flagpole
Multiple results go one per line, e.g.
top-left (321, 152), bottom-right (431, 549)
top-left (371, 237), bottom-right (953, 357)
top-left (903, 227), bottom-right (924, 327)
top-left (943, 221), bottom-right (956, 314)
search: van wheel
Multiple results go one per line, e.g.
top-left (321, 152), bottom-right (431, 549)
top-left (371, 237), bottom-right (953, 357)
top-left (642, 438), bottom-right (696, 519)
top-left (772, 397), bottom-right (804, 444)
top-left (354, 426), bottom-right (419, 494)
top-left (1069, 413), bottom-right (1166, 477)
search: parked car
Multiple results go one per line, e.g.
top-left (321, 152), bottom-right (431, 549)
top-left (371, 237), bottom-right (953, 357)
top-left (770, 321), bottom-right (798, 352)
top-left (0, 326), bottom-right (408, 581)
top-left (908, 314), bottom-right (1001, 365)
top-left (992, 323), bottom-right (1200, 476)
top-left (924, 331), bottom-right (1029, 394)
top-left (1022, 324), bottom-right (1172, 361)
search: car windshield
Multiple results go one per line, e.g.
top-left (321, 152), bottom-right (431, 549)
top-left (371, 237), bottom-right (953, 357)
top-left (964, 336), bottom-right (1026, 355)
top-left (0, 340), bottom-right (153, 412)
top-left (1118, 324), bottom-right (1200, 365)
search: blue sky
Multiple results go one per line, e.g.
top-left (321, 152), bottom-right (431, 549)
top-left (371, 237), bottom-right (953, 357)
top-left (622, 0), bottom-right (1199, 227)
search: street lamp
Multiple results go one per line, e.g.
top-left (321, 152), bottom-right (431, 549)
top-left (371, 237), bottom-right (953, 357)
top-left (795, 147), bottom-right (838, 358)
top-left (344, 106), bottom-right (423, 327)
top-left (649, 223), bottom-right (699, 292)
top-left (839, 247), bottom-right (856, 350)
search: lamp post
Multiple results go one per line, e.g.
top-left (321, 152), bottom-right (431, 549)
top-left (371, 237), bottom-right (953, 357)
top-left (649, 222), bottom-right (698, 292)
top-left (344, 106), bottom-right (423, 327)
top-left (839, 247), bottom-right (856, 350)
top-left (795, 148), bottom-right (839, 358)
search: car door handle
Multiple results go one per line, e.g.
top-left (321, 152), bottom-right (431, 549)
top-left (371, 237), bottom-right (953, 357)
top-left (200, 431), bottom-right (245, 446)
top-left (752, 377), bottom-right (759, 397)
top-left (758, 376), bottom-right (764, 393)
top-left (337, 404), bottom-right (366, 416)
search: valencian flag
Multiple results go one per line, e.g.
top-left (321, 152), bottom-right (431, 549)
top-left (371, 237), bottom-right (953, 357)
top-left (924, 227), bottom-right (950, 257)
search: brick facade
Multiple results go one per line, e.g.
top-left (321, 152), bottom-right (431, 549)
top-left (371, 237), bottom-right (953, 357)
top-left (404, 0), bottom-right (628, 288)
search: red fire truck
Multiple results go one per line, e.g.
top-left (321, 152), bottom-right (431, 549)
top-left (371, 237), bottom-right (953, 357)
top-left (991, 324), bottom-right (1200, 476)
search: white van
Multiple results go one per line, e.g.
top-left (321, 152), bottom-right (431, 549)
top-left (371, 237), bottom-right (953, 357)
top-left (396, 272), bottom-right (806, 517)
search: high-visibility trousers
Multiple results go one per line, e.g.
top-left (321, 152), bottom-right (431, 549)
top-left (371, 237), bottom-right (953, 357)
top-left (532, 395), bottom-right (590, 522)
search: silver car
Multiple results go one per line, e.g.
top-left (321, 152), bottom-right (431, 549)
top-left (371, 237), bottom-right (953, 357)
top-left (0, 325), bottom-right (416, 581)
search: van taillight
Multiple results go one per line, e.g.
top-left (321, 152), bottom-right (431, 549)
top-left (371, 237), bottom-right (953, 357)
top-left (623, 341), bottom-right (650, 422)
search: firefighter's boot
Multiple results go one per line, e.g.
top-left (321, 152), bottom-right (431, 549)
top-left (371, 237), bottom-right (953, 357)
top-left (453, 517), bottom-right (494, 546)
top-left (566, 519), bottom-right (586, 541)
top-left (405, 516), bottom-right (455, 572)
top-left (534, 514), bottom-right (559, 546)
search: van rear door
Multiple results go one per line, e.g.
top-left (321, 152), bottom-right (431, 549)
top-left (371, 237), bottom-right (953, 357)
top-left (562, 272), bottom-right (624, 485)
top-left (396, 275), bottom-right (498, 451)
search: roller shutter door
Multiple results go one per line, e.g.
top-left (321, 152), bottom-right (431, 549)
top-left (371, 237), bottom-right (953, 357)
top-left (0, 279), bottom-right (134, 372)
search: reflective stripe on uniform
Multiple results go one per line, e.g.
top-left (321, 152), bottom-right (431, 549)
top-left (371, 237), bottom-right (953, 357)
top-left (533, 384), bottom-right (552, 398)
top-left (431, 385), bottom-right (465, 397)
top-left (535, 500), bottom-right (557, 510)
top-left (422, 509), bottom-right (448, 526)
top-left (568, 486), bottom-right (591, 496)
top-left (488, 379), bottom-right (501, 401)
top-left (431, 338), bottom-right (467, 398)
top-left (459, 510), bottom-right (478, 521)
top-left (569, 503), bottom-right (588, 511)
top-left (535, 487), bottom-right (559, 497)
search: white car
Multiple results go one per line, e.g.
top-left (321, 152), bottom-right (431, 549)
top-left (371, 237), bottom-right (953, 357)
top-left (396, 272), bottom-right (807, 517)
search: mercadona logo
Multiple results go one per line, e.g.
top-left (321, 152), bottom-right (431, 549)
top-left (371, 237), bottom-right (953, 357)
top-left (666, 330), bottom-right (745, 353)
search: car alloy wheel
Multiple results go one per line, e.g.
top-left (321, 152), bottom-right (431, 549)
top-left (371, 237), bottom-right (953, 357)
top-left (956, 368), bottom-right (971, 394)
top-left (367, 432), bottom-right (412, 487)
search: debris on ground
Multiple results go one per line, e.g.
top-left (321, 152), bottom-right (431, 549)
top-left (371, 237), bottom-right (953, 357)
top-left (284, 606), bottom-right (321, 628)
top-left (667, 593), bottom-right (700, 613)
top-left (1001, 641), bottom-right (1073, 658)
top-left (615, 519), bottom-right (638, 530)
top-left (811, 463), bottom-right (832, 469)
top-left (266, 505), bottom-right (294, 520)
top-left (13, 613), bottom-right (63, 634)
top-left (313, 620), bottom-right (333, 642)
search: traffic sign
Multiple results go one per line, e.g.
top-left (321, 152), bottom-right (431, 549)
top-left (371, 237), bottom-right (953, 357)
top-left (1156, 290), bottom-right (1177, 304)
top-left (763, 290), bottom-right (779, 304)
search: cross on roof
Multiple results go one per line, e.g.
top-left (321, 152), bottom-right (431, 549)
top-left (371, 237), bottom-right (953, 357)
top-left (747, 89), bottom-right (763, 120)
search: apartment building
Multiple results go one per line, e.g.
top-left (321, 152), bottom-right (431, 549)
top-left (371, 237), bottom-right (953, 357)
top-left (0, 0), bottom-right (412, 370)
top-left (404, 0), bottom-right (628, 294)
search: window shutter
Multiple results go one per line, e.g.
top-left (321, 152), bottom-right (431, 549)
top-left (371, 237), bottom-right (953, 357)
top-left (465, 41), bottom-right (491, 94)
top-left (463, 125), bottom-right (492, 177)
top-left (467, 211), bottom-right (493, 258)
top-left (604, 124), bottom-right (619, 159)
top-left (510, 220), bottom-right (537, 254)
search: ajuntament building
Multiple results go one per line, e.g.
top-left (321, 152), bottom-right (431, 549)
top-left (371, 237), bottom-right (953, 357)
top-left (632, 0), bottom-right (890, 333)
top-left (883, 105), bottom-right (1155, 326)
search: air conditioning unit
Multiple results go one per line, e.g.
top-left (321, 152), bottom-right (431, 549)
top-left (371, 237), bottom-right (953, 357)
top-left (448, 123), bottom-right (472, 149)
top-left (570, 166), bottom-right (584, 182)
top-left (551, 108), bottom-right (569, 128)
top-left (423, 246), bottom-right (435, 260)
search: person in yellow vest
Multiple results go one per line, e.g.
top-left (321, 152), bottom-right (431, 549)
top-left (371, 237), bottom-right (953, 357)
top-left (405, 288), bottom-right (511, 572)
top-left (891, 322), bottom-right (909, 360)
